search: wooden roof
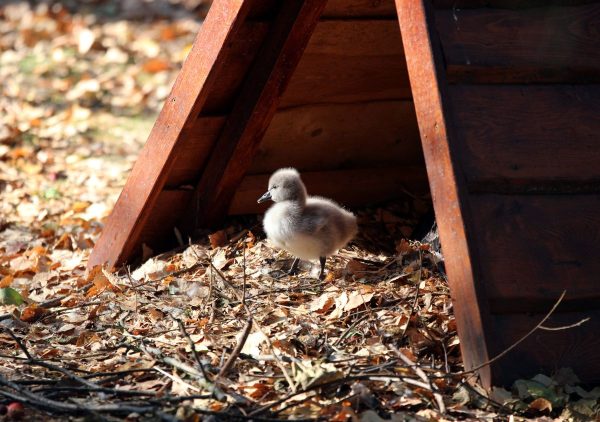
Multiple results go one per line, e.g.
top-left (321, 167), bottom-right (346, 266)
top-left (90, 0), bottom-right (600, 387)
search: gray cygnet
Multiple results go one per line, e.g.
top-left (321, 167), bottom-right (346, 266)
top-left (257, 168), bottom-right (358, 279)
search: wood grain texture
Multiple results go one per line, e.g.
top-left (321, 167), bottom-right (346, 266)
top-left (490, 310), bottom-right (600, 386)
top-left (249, 100), bottom-right (423, 174)
top-left (165, 116), bottom-right (226, 187)
top-left (187, 0), bottom-right (328, 230)
top-left (88, 0), bottom-right (254, 269)
top-left (202, 22), bottom-right (270, 113)
top-left (229, 167), bottom-right (430, 214)
top-left (436, 3), bottom-right (600, 83)
top-left (323, 0), bottom-right (398, 17)
top-left (280, 20), bottom-right (411, 106)
top-left (448, 85), bottom-right (600, 183)
top-left (396, 0), bottom-right (493, 386)
top-left (135, 189), bottom-right (192, 255)
top-left (469, 194), bottom-right (600, 304)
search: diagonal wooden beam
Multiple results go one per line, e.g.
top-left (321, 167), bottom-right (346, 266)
top-left (184, 0), bottom-right (328, 231)
top-left (88, 0), bottom-right (255, 269)
top-left (395, 0), bottom-right (493, 386)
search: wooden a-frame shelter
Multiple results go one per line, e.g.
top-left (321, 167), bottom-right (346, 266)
top-left (89, 0), bottom-right (600, 387)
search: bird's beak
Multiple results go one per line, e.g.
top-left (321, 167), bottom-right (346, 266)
top-left (257, 190), bottom-right (272, 203)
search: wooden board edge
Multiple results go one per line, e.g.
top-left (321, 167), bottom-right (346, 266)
top-left (88, 0), bottom-right (252, 269)
top-left (396, 0), bottom-right (493, 387)
top-left (185, 0), bottom-right (329, 231)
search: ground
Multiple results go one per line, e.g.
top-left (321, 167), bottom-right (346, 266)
top-left (0, 1), bottom-right (598, 421)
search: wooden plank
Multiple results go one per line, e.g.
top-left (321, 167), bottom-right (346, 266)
top-left (229, 167), bottom-right (430, 214)
top-left (186, 0), bottom-right (328, 230)
top-left (469, 194), bottom-right (600, 306)
top-left (299, 20), bottom-right (404, 56)
top-left (322, 0), bottom-right (398, 17)
top-left (280, 20), bottom-right (411, 106)
top-left (202, 22), bottom-right (270, 113)
top-left (490, 310), bottom-right (600, 386)
top-left (88, 0), bottom-right (255, 269)
top-left (249, 101), bottom-right (422, 174)
top-left (436, 4), bottom-right (600, 83)
top-left (396, 0), bottom-right (494, 386)
top-left (449, 85), bottom-right (600, 183)
top-left (136, 189), bottom-right (193, 256)
top-left (165, 116), bottom-right (226, 187)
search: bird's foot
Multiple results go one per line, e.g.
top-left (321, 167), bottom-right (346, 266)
top-left (318, 256), bottom-right (326, 280)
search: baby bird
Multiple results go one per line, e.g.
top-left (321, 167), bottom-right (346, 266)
top-left (257, 168), bottom-right (358, 279)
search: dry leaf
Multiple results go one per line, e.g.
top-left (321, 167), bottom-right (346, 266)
top-left (345, 259), bottom-right (368, 274)
top-left (309, 293), bottom-right (335, 314)
top-left (395, 239), bottom-right (412, 255)
top-left (0, 275), bottom-right (14, 288)
top-left (86, 271), bottom-right (121, 297)
top-left (241, 331), bottom-right (268, 356)
top-left (529, 397), bottom-right (553, 413)
top-left (20, 304), bottom-right (49, 322)
top-left (142, 58), bottom-right (170, 73)
top-left (343, 290), bottom-right (374, 312)
top-left (208, 230), bottom-right (228, 248)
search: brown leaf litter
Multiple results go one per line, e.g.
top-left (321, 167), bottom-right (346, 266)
top-left (0, 1), bottom-right (597, 421)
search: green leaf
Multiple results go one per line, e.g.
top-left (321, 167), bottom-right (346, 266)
top-left (43, 187), bottom-right (61, 199)
top-left (513, 379), bottom-right (567, 407)
top-left (0, 287), bottom-right (24, 305)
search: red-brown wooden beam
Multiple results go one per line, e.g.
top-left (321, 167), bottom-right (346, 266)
top-left (184, 0), bottom-right (328, 232)
top-left (88, 1), bottom-right (255, 269)
top-left (395, 0), bottom-right (493, 386)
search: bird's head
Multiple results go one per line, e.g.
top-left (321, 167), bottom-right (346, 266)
top-left (257, 167), bottom-right (307, 204)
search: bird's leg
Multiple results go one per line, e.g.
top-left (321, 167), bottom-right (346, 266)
top-left (288, 257), bottom-right (300, 275)
top-left (319, 256), bottom-right (326, 280)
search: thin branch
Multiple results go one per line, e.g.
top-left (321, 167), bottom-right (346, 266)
top-left (539, 317), bottom-right (590, 331)
top-left (461, 290), bottom-right (567, 375)
top-left (400, 250), bottom-right (422, 339)
top-left (0, 295), bottom-right (66, 322)
top-left (1, 325), bottom-right (33, 359)
top-left (175, 317), bottom-right (210, 380)
top-left (388, 344), bottom-right (446, 413)
top-left (333, 314), bottom-right (370, 347)
top-left (218, 316), bottom-right (253, 379)
top-left (1, 326), bottom-right (99, 389)
top-left (208, 261), bottom-right (296, 391)
top-left (248, 373), bottom-right (425, 416)
top-left (0, 375), bottom-right (165, 417)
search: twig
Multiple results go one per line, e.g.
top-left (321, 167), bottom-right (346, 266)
top-left (208, 261), bottom-right (296, 392)
top-left (388, 345), bottom-right (446, 413)
top-left (539, 317), bottom-right (590, 331)
top-left (2, 325), bottom-right (33, 359)
top-left (333, 314), bottom-right (370, 347)
top-left (218, 317), bottom-right (253, 379)
top-left (0, 375), bottom-right (167, 418)
top-left (152, 365), bottom-right (203, 393)
top-left (0, 295), bottom-right (66, 321)
top-left (400, 250), bottom-right (423, 339)
top-left (175, 317), bottom-right (210, 380)
top-left (31, 385), bottom-right (158, 397)
top-left (1, 326), bottom-right (100, 389)
top-left (248, 372), bottom-right (424, 416)
top-left (460, 290), bottom-right (568, 375)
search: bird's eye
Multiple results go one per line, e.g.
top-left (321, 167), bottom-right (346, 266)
top-left (271, 185), bottom-right (278, 189)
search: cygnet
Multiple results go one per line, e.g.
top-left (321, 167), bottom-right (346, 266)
top-left (257, 168), bottom-right (358, 279)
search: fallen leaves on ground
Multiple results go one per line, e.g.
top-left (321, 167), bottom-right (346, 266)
top-left (0, 1), bottom-right (597, 421)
